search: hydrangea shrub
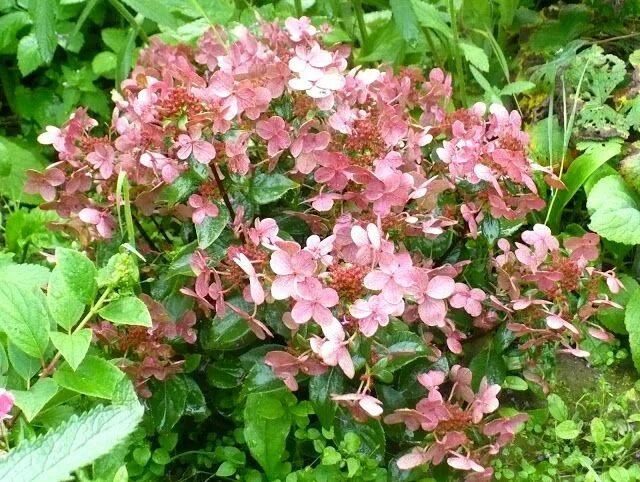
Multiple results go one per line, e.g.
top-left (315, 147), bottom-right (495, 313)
top-left (27, 16), bottom-right (622, 479)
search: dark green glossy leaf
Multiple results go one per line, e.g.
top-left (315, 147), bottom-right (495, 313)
top-left (249, 172), bottom-right (298, 205)
top-left (309, 368), bottom-right (345, 429)
top-left (148, 377), bottom-right (187, 431)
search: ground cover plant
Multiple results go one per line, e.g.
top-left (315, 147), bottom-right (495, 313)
top-left (2, 1), bottom-right (640, 481)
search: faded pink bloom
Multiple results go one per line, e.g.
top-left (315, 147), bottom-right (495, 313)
top-left (545, 313), bottom-right (578, 334)
top-left (225, 133), bottom-right (251, 175)
top-left (305, 234), bottom-right (335, 266)
top-left (0, 388), bottom-right (14, 419)
top-left (233, 253), bottom-right (265, 305)
top-left (483, 414), bottom-right (528, 448)
top-left (256, 116), bottom-right (290, 157)
top-left (175, 127), bottom-right (216, 164)
top-left (349, 294), bottom-right (402, 337)
top-left (564, 233), bottom-right (599, 262)
top-left (447, 453), bottom-right (485, 473)
top-left (24, 167), bottom-right (65, 202)
top-left (247, 218), bottom-right (280, 247)
top-left (188, 194), bottom-right (219, 224)
top-left (270, 242), bottom-right (316, 300)
top-left (284, 16), bottom-right (317, 41)
top-left (471, 377), bottom-right (501, 423)
top-left (87, 144), bottom-right (115, 179)
top-left (396, 449), bottom-right (430, 470)
top-left (291, 278), bottom-right (342, 339)
top-left (265, 350), bottom-right (326, 391)
top-left (37, 125), bottom-right (65, 151)
top-left (449, 283), bottom-right (486, 317)
top-left (417, 370), bottom-right (446, 392)
top-left (521, 224), bottom-right (559, 255)
top-left (78, 208), bottom-right (116, 238)
top-left (331, 392), bottom-right (383, 418)
top-left (310, 332), bottom-right (354, 378)
top-left (364, 252), bottom-right (415, 304)
top-left (364, 167), bottom-right (414, 216)
top-left (176, 310), bottom-right (197, 344)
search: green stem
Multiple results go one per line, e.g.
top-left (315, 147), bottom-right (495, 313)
top-left (447, 0), bottom-right (468, 106)
top-left (353, 0), bottom-right (368, 48)
top-left (294, 0), bottom-right (303, 17)
top-left (106, 0), bottom-right (149, 43)
top-left (40, 288), bottom-right (112, 378)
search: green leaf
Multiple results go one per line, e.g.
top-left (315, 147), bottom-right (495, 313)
top-left (195, 205), bottom-right (230, 249)
top-left (555, 420), bottom-right (581, 440)
top-left (598, 273), bottom-right (638, 334)
top-left (625, 291), bottom-right (640, 373)
top-left (200, 296), bottom-right (255, 351)
top-left (411, 0), bottom-right (452, 37)
top-left (469, 347), bottom-right (506, 390)
top-left (8, 343), bottom-right (41, 381)
top-left (460, 42), bottom-right (489, 72)
top-left (50, 329), bottom-right (92, 371)
top-left (309, 368), bottom-right (345, 429)
top-left (0, 12), bottom-right (31, 52)
top-left (47, 267), bottom-right (85, 331)
top-left (119, 0), bottom-right (178, 28)
top-left (0, 402), bottom-right (143, 482)
top-left (12, 378), bottom-right (58, 422)
top-left (216, 461), bottom-right (236, 477)
top-left (53, 355), bottom-right (124, 399)
top-left (54, 248), bottom-right (98, 305)
top-left (17, 33), bottom-right (44, 76)
top-left (587, 175), bottom-right (640, 245)
top-left (547, 394), bottom-right (568, 422)
top-left (249, 172), bottom-right (298, 205)
top-left (98, 296), bottom-right (152, 327)
top-left (148, 377), bottom-right (187, 431)
top-left (0, 263), bottom-right (49, 290)
top-left (0, 282), bottom-right (49, 360)
top-left (92, 51), bottom-right (117, 76)
top-left (30, 0), bottom-right (57, 63)
top-left (244, 392), bottom-right (291, 479)
top-left (503, 376), bottom-right (528, 391)
top-left (590, 417), bottom-right (605, 444)
top-left (0, 136), bottom-right (46, 202)
top-left (548, 140), bottom-right (622, 230)
top-left (500, 81), bottom-right (536, 96)
top-left (390, 0), bottom-right (425, 48)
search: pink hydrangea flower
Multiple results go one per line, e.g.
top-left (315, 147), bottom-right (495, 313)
top-left (364, 252), bottom-right (415, 304)
top-left (87, 144), bottom-right (115, 179)
top-left (471, 377), bottom-right (501, 423)
top-left (233, 253), bottom-right (265, 305)
top-left (349, 294), bottom-right (402, 337)
top-left (564, 232), bottom-right (600, 262)
top-left (449, 283), bottom-right (486, 317)
top-left (78, 208), bottom-right (116, 238)
top-left (521, 224), bottom-right (559, 255)
top-left (188, 194), bottom-right (219, 224)
top-left (310, 332), bottom-right (354, 378)
top-left (256, 116), bottom-right (291, 157)
top-left (24, 167), bottom-right (65, 202)
top-left (174, 126), bottom-right (216, 164)
top-left (447, 453), bottom-right (485, 473)
top-left (247, 217), bottom-right (280, 247)
top-left (284, 16), bottom-right (317, 41)
top-left (291, 278), bottom-right (342, 339)
top-left (0, 388), bottom-right (14, 420)
top-left (270, 242), bottom-right (317, 300)
top-left (331, 392), bottom-right (383, 418)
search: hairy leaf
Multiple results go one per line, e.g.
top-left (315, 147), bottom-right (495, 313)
top-left (0, 402), bottom-right (143, 482)
top-left (12, 378), bottom-right (59, 422)
top-left (587, 175), bottom-right (640, 245)
top-left (53, 356), bottom-right (124, 399)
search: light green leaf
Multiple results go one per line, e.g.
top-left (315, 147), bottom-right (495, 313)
top-left (249, 172), bottom-right (298, 205)
top-left (503, 376), bottom-right (528, 391)
top-left (50, 329), bottom-right (92, 371)
top-left (548, 140), bottom-right (622, 231)
top-left (0, 263), bottom-right (49, 290)
top-left (410, 0), bottom-right (451, 37)
top-left (47, 267), bottom-right (85, 331)
top-left (587, 175), bottom-right (640, 245)
top-left (547, 394), bottom-right (568, 422)
top-left (0, 136), bottom-right (46, 202)
top-left (625, 291), bottom-right (640, 373)
top-left (98, 296), bottom-right (152, 327)
top-left (53, 355), bottom-right (124, 399)
top-left (17, 34), bottom-right (44, 76)
top-left (92, 51), bottom-right (117, 76)
top-left (500, 81), bottom-right (536, 96)
top-left (460, 41), bottom-right (489, 72)
top-left (119, 0), bottom-right (178, 28)
top-left (0, 282), bottom-right (49, 360)
top-left (12, 378), bottom-right (58, 422)
top-left (590, 417), bottom-right (605, 444)
top-left (8, 343), bottom-right (41, 381)
top-left (0, 402), bottom-right (143, 482)
top-left (54, 248), bottom-right (98, 304)
top-left (244, 392), bottom-right (291, 479)
top-left (0, 12), bottom-right (32, 52)
top-left (390, 0), bottom-right (425, 48)
top-left (195, 204), bottom-right (229, 249)
top-left (30, 0), bottom-right (57, 63)
top-left (555, 420), bottom-right (581, 440)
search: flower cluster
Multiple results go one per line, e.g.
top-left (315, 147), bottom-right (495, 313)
top-left (385, 366), bottom-right (528, 480)
top-left (31, 16), bottom-right (621, 474)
